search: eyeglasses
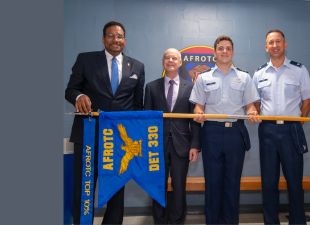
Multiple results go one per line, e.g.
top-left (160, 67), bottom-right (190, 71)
top-left (105, 33), bottom-right (125, 40)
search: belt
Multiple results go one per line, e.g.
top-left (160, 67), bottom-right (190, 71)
top-left (204, 120), bottom-right (243, 128)
top-left (261, 120), bottom-right (298, 125)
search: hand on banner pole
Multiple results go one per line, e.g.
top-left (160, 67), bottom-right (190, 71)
top-left (194, 112), bottom-right (205, 123)
top-left (247, 111), bottom-right (261, 123)
top-left (246, 103), bottom-right (261, 123)
top-left (75, 94), bottom-right (92, 114)
top-left (193, 104), bottom-right (206, 123)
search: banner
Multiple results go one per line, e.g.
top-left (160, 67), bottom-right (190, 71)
top-left (80, 118), bottom-right (96, 224)
top-left (97, 111), bottom-right (165, 208)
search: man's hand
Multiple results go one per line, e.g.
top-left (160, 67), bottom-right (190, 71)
top-left (247, 110), bottom-right (261, 123)
top-left (75, 95), bottom-right (92, 114)
top-left (246, 103), bottom-right (261, 123)
top-left (193, 104), bottom-right (206, 123)
top-left (189, 148), bottom-right (200, 162)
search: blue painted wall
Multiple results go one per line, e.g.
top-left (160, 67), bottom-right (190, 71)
top-left (64, 0), bottom-right (310, 207)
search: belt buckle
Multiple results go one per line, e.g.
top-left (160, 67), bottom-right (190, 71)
top-left (276, 120), bottom-right (284, 125)
top-left (225, 122), bottom-right (232, 128)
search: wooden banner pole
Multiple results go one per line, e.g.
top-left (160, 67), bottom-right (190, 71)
top-left (66, 112), bottom-right (310, 122)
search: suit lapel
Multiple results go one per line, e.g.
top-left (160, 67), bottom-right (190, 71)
top-left (96, 51), bottom-right (113, 95)
top-left (172, 78), bottom-right (186, 112)
top-left (122, 55), bottom-right (131, 80)
top-left (158, 78), bottom-right (169, 112)
top-left (115, 54), bottom-right (131, 95)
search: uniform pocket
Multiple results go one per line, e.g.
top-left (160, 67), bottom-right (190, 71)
top-left (229, 81), bottom-right (245, 105)
top-left (284, 79), bottom-right (299, 98)
top-left (290, 123), bottom-right (308, 154)
top-left (257, 79), bottom-right (271, 100)
top-left (237, 123), bottom-right (251, 151)
top-left (203, 79), bottom-right (221, 105)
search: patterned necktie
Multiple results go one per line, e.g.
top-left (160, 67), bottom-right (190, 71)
top-left (167, 80), bottom-right (175, 112)
top-left (111, 57), bottom-right (119, 95)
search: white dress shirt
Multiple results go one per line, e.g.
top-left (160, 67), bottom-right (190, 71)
top-left (164, 75), bottom-right (180, 111)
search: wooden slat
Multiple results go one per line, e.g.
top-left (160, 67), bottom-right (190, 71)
top-left (167, 176), bottom-right (310, 192)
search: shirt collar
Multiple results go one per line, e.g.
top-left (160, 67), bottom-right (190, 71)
top-left (105, 49), bottom-right (123, 62)
top-left (266, 57), bottom-right (289, 71)
top-left (212, 64), bottom-right (236, 76)
top-left (164, 75), bottom-right (180, 86)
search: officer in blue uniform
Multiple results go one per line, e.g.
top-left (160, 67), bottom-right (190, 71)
top-left (253, 29), bottom-right (310, 225)
top-left (190, 35), bottom-right (260, 224)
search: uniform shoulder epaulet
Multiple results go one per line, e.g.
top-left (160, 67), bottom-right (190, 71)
top-left (256, 63), bottom-right (267, 71)
top-left (290, 60), bottom-right (302, 67)
top-left (236, 67), bottom-right (248, 73)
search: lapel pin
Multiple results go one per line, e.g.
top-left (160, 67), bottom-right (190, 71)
top-left (127, 62), bottom-right (130, 67)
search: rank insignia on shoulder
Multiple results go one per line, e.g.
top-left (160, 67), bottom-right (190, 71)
top-left (290, 60), bottom-right (302, 67)
top-left (256, 63), bottom-right (267, 71)
top-left (236, 67), bottom-right (249, 73)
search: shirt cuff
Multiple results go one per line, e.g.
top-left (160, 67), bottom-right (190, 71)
top-left (76, 94), bottom-right (85, 101)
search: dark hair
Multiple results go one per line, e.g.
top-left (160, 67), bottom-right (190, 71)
top-left (214, 35), bottom-right (234, 50)
top-left (265, 29), bottom-right (285, 40)
top-left (103, 21), bottom-right (126, 37)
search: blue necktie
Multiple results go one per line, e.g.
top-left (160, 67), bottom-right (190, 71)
top-left (111, 57), bottom-right (119, 95)
top-left (167, 80), bottom-right (175, 112)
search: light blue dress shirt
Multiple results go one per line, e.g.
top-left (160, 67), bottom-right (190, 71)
top-left (253, 58), bottom-right (310, 116)
top-left (164, 75), bottom-right (180, 111)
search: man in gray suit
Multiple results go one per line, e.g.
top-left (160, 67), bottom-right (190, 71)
top-left (144, 48), bottom-right (200, 225)
top-left (65, 21), bottom-right (145, 225)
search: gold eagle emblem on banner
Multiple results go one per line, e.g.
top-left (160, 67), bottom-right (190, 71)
top-left (117, 124), bottom-right (142, 175)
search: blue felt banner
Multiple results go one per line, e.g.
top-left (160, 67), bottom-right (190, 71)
top-left (97, 111), bottom-right (165, 208)
top-left (80, 118), bottom-right (96, 224)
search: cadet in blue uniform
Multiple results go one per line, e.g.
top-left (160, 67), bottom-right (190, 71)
top-left (253, 29), bottom-right (310, 225)
top-left (190, 35), bottom-right (260, 224)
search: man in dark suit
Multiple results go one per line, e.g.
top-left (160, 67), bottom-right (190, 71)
top-left (65, 21), bottom-right (145, 225)
top-left (144, 48), bottom-right (200, 225)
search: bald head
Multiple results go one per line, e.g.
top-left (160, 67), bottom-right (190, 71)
top-left (162, 48), bottom-right (182, 78)
top-left (162, 48), bottom-right (182, 62)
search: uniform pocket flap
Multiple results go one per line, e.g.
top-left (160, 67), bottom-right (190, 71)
top-left (257, 79), bottom-right (271, 89)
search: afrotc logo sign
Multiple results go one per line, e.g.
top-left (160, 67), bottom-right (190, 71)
top-left (162, 45), bottom-right (216, 82)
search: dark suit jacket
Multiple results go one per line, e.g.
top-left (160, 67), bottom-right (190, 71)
top-left (65, 50), bottom-right (145, 143)
top-left (144, 77), bottom-right (200, 157)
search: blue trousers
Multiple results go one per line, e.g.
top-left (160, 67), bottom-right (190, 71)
top-left (201, 121), bottom-right (247, 224)
top-left (259, 122), bottom-right (306, 225)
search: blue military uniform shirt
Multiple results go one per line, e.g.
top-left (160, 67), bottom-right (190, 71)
top-left (253, 57), bottom-right (310, 116)
top-left (190, 65), bottom-right (259, 122)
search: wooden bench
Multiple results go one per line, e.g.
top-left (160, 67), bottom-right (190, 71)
top-left (167, 176), bottom-right (310, 192)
